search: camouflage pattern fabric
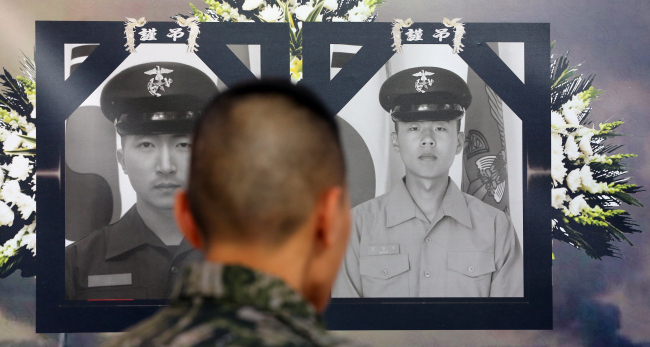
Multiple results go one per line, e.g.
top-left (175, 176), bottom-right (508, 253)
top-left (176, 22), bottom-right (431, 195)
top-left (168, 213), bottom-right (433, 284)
top-left (103, 262), bottom-right (365, 347)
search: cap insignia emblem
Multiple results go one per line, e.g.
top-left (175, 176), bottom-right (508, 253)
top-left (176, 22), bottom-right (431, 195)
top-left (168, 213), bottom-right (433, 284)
top-left (412, 70), bottom-right (434, 93)
top-left (145, 66), bottom-right (174, 97)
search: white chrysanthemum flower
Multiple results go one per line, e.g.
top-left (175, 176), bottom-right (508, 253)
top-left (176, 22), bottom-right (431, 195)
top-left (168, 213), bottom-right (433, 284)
top-left (551, 151), bottom-right (567, 186)
top-left (258, 4), bottom-right (284, 22)
top-left (551, 111), bottom-right (566, 127)
top-left (294, 5), bottom-right (314, 21)
top-left (22, 232), bottom-right (36, 257)
top-left (565, 135), bottom-right (581, 161)
top-left (6, 156), bottom-right (33, 181)
top-left (579, 165), bottom-right (593, 184)
top-left (323, 0), bottom-right (338, 11)
top-left (3, 133), bottom-right (23, 152)
top-left (566, 168), bottom-right (582, 192)
top-left (25, 123), bottom-right (36, 136)
top-left (551, 133), bottom-right (563, 156)
top-left (0, 201), bottom-right (14, 227)
top-left (568, 194), bottom-right (589, 216)
top-left (2, 244), bottom-right (16, 257)
top-left (551, 188), bottom-right (568, 209)
top-left (562, 107), bottom-right (580, 126)
top-left (579, 132), bottom-right (594, 157)
top-left (1, 232), bottom-right (21, 257)
top-left (575, 126), bottom-right (595, 137)
top-left (565, 94), bottom-right (588, 113)
top-left (578, 165), bottom-right (606, 194)
top-left (15, 193), bottom-right (35, 220)
top-left (347, 1), bottom-right (372, 22)
top-left (331, 16), bottom-right (346, 22)
top-left (22, 233), bottom-right (35, 256)
top-left (242, 0), bottom-right (264, 11)
top-left (1, 180), bottom-right (22, 204)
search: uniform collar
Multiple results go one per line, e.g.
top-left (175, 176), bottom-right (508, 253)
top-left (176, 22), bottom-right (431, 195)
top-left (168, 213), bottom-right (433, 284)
top-left (386, 177), bottom-right (473, 229)
top-left (105, 206), bottom-right (193, 260)
top-left (172, 262), bottom-right (321, 324)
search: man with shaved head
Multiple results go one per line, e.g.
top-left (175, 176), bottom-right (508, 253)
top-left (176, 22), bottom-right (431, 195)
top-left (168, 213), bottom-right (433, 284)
top-left (105, 80), bottom-right (363, 347)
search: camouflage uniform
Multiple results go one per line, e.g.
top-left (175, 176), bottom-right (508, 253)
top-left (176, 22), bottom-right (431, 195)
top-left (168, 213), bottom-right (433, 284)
top-left (103, 262), bottom-right (364, 347)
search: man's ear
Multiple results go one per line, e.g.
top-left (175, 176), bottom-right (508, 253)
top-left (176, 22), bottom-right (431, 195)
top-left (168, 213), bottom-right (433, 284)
top-left (174, 190), bottom-right (203, 250)
top-left (391, 132), bottom-right (400, 153)
top-left (315, 186), bottom-right (348, 249)
top-left (116, 148), bottom-right (127, 174)
top-left (456, 131), bottom-right (464, 155)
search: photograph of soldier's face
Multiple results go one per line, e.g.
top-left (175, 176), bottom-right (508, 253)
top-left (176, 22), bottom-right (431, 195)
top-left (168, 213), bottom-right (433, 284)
top-left (116, 134), bottom-right (192, 211)
top-left (63, 43), bottom-right (229, 301)
top-left (391, 120), bottom-right (464, 181)
top-left (331, 43), bottom-right (525, 298)
top-left (63, 43), bottom-right (237, 244)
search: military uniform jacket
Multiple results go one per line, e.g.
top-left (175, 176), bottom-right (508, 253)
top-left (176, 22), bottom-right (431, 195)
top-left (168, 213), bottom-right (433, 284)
top-left (332, 178), bottom-right (523, 298)
top-left (103, 262), bottom-right (366, 347)
top-left (65, 206), bottom-right (202, 300)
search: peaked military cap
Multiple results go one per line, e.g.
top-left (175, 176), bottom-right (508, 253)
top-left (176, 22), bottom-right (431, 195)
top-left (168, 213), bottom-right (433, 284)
top-left (101, 62), bottom-right (218, 135)
top-left (379, 66), bottom-right (472, 122)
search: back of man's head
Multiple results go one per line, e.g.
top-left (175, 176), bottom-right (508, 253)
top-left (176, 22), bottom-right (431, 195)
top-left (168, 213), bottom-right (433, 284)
top-left (187, 79), bottom-right (346, 246)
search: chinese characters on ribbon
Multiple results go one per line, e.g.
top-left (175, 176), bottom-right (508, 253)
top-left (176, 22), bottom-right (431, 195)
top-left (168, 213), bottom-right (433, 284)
top-left (404, 27), bottom-right (452, 43)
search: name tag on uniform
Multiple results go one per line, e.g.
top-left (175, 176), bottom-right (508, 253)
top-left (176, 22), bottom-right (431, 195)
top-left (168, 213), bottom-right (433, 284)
top-left (368, 244), bottom-right (400, 255)
top-left (88, 273), bottom-right (132, 287)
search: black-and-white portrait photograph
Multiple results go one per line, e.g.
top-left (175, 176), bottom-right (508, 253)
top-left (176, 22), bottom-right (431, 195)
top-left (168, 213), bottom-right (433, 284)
top-left (331, 43), bottom-right (525, 298)
top-left (63, 43), bottom-right (244, 300)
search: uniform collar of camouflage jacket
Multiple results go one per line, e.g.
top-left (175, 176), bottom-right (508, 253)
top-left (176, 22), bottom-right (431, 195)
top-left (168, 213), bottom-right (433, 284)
top-left (172, 262), bottom-right (321, 324)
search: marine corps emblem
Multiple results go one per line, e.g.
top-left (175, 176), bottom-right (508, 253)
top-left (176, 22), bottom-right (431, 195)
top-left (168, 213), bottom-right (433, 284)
top-left (412, 70), bottom-right (434, 93)
top-left (145, 66), bottom-right (173, 97)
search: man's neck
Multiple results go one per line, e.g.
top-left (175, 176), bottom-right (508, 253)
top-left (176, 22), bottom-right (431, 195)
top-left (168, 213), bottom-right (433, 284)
top-left (203, 237), bottom-right (310, 299)
top-left (135, 201), bottom-right (183, 246)
top-left (404, 172), bottom-right (450, 223)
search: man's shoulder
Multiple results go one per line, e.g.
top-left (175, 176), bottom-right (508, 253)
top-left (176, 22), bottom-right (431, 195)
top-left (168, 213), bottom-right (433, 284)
top-left (461, 191), bottom-right (508, 220)
top-left (66, 208), bottom-right (139, 256)
top-left (351, 191), bottom-right (390, 218)
top-left (104, 301), bottom-right (363, 347)
top-left (65, 218), bottom-right (125, 255)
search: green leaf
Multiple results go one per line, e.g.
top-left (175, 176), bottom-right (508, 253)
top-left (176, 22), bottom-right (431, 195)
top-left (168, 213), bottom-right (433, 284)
top-left (4, 148), bottom-right (36, 156)
top-left (305, 0), bottom-right (325, 22)
top-left (17, 135), bottom-right (35, 144)
top-left (611, 191), bottom-right (643, 207)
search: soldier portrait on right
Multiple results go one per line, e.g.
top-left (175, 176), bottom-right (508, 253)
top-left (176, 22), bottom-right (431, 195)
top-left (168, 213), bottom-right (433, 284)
top-left (332, 44), bottom-right (524, 298)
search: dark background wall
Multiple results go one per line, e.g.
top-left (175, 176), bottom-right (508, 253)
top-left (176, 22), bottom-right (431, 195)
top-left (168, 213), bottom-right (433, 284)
top-left (1, 0), bottom-right (650, 345)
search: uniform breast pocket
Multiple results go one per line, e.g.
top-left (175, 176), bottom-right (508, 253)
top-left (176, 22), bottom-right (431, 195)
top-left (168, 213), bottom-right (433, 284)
top-left (446, 251), bottom-right (495, 297)
top-left (76, 286), bottom-right (148, 300)
top-left (359, 253), bottom-right (410, 297)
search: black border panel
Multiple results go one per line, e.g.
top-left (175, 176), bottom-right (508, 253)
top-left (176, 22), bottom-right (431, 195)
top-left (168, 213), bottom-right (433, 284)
top-left (36, 21), bottom-right (550, 332)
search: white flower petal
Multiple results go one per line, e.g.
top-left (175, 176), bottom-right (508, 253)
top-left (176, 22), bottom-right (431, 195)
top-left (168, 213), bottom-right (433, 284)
top-left (0, 201), bottom-right (14, 226)
top-left (565, 135), bottom-right (581, 161)
top-left (294, 5), bottom-right (314, 21)
top-left (551, 188), bottom-right (568, 209)
top-left (242, 0), bottom-right (264, 11)
top-left (323, 0), bottom-right (338, 11)
top-left (579, 133), bottom-right (594, 157)
top-left (568, 195), bottom-right (589, 216)
top-left (566, 169), bottom-right (581, 193)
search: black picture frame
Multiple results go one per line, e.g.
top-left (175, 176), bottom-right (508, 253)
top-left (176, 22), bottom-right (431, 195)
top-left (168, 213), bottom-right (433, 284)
top-left (36, 21), bottom-right (550, 332)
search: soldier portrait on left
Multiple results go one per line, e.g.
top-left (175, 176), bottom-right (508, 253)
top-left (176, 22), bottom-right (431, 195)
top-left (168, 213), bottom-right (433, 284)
top-left (65, 61), bottom-right (218, 300)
